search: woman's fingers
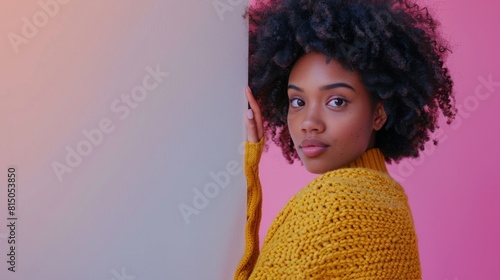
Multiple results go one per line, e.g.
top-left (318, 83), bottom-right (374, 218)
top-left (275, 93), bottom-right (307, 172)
top-left (245, 108), bottom-right (259, 143)
top-left (246, 86), bottom-right (264, 138)
top-left (245, 86), bottom-right (264, 143)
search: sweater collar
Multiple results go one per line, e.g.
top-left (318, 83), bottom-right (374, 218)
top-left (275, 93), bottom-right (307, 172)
top-left (342, 148), bottom-right (388, 173)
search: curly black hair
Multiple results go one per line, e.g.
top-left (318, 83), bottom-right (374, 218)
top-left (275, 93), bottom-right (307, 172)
top-left (248, 0), bottom-right (456, 163)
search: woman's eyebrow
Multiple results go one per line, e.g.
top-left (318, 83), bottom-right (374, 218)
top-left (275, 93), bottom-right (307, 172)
top-left (287, 84), bottom-right (303, 92)
top-left (287, 83), bottom-right (355, 92)
top-left (320, 82), bottom-right (355, 92)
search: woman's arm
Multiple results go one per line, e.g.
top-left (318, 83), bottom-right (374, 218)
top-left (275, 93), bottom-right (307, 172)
top-left (234, 87), bottom-right (265, 280)
top-left (234, 137), bottom-right (264, 280)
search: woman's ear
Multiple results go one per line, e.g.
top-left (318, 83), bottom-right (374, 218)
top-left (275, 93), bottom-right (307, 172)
top-left (373, 102), bottom-right (387, 131)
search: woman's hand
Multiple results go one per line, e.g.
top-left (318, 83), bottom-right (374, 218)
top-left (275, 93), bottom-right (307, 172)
top-left (245, 86), bottom-right (264, 143)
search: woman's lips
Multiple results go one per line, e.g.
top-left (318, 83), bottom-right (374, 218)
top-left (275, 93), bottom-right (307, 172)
top-left (299, 139), bottom-right (329, 157)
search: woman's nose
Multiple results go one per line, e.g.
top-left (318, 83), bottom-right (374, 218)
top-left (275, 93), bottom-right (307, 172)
top-left (299, 107), bottom-right (325, 133)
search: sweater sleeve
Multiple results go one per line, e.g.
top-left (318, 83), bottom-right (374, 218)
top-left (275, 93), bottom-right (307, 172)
top-left (233, 136), bottom-right (265, 280)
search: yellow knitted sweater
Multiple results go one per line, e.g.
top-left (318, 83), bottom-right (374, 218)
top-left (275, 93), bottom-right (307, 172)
top-left (234, 137), bottom-right (421, 279)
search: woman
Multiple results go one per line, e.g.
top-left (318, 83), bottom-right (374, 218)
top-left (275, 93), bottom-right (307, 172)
top-left (235, 0), bottom-right (456, 278)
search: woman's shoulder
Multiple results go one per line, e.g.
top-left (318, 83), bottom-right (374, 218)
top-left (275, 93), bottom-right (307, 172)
top-left (258, 168), bottom-right (421, 280)
top-left (290, 167), bottom-right (409, 211)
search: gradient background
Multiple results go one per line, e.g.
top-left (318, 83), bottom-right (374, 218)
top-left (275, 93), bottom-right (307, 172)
top-left (257, 1), bottom-right (500, 279)
top-left (1, 0), bottom-right (248, 279)
top-left (1, 0), bottom-right (499, 279)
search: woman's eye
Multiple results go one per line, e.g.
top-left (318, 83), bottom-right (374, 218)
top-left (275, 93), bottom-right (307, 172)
top-left (290, 98), bottom-right (305, 108)
top-left (328, 98), bottom-right (346, 108)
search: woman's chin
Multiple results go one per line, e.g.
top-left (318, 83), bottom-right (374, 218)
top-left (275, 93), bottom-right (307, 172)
top-left (303, 162), bottom-right (329, 174)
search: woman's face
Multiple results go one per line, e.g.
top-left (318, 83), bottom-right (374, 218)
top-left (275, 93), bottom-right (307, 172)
top-left (287, 52), bottom-right (386, 174)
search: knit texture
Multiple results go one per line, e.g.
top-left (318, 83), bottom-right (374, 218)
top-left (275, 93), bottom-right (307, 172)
top-left (234, 138), bottom-right (422, 279)
top-left (234, 136), bottom-right (265, 280)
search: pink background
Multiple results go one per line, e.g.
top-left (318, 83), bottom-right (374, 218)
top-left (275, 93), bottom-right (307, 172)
top-left (256, 1), bottom-right (500, 279)
top-left (1, 0), bottom-right (498, 279)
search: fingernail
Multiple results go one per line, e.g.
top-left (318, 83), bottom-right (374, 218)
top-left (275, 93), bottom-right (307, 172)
top-left (247, 109), bottom-right (254, 119)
